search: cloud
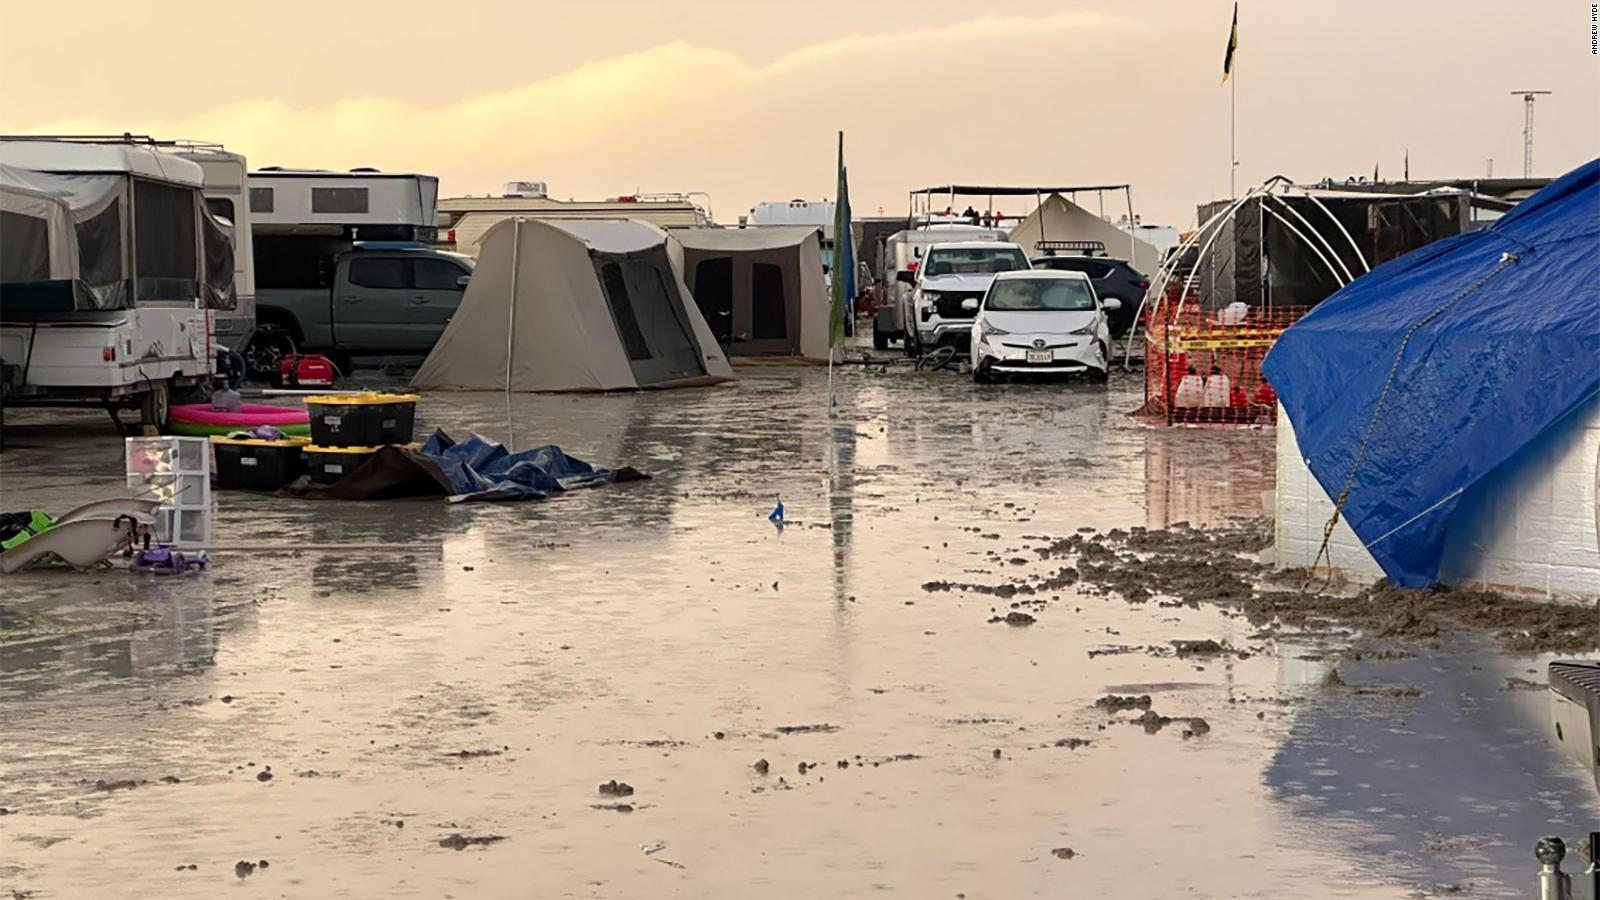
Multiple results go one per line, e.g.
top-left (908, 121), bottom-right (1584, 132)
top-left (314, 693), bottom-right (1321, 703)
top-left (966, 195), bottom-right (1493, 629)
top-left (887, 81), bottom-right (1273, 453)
top-left (2, 10), bottom-right (1130, 213)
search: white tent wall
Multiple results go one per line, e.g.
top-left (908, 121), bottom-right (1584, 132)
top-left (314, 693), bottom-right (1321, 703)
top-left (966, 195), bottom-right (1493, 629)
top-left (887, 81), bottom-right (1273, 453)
top-left (1008, 193), bottom-right (1161, 276)
top-left (1275, 399), bottom-right (1600, 598)
top-left (0, 168), bottom-right (78, 280)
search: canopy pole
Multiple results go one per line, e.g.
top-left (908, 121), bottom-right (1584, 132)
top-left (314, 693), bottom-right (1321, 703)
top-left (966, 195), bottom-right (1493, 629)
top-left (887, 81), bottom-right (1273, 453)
top-left (1230, 57), bottom-right (1238, 199)
top-left (1124, 187), bottom-right (1136, 261)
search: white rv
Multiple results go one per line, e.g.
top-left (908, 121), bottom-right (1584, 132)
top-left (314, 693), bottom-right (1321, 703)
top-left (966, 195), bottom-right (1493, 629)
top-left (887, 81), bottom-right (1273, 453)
top-left (0, 139), bottom-right (226, 428)
top-left (174, 144), bottom-right (255, 354)
top-left (248, 168), bottom-right (439, 239)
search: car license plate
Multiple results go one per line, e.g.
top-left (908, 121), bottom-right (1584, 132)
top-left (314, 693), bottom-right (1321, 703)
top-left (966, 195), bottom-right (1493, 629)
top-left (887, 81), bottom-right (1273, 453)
top-left (1026, 349), bottom-right (1052, 364)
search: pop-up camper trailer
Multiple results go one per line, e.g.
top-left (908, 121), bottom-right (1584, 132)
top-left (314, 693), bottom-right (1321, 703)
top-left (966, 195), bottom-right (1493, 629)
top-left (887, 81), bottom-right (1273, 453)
top-left (0, 138), bottom-right (231, 429)
top-left (248, 168), bottom-right (439, 240)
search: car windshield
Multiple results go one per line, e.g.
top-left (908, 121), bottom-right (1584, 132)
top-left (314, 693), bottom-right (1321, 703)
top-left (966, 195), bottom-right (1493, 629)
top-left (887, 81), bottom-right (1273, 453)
top-left (985, 278), bottom-right (1095, 312)
top-left (923, 247), bottom-right (1027, 277)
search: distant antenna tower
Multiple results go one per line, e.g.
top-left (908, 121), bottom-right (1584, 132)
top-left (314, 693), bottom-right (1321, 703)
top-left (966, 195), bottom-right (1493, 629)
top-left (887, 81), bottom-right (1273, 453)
top-left (1510, 90), bottom-right (1552, 178)
top-left (1486, 158), bottom-right (1494, 178)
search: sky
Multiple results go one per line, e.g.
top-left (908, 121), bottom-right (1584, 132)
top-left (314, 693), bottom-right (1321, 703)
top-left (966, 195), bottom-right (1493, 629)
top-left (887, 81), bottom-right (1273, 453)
top-left (1, 0), bottom-right (1595, 228)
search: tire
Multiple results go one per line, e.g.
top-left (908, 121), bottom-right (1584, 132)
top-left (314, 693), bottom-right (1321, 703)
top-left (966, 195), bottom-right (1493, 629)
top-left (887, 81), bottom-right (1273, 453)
top-left (244, 326), bottom-right (296, 383)
top-left (1089, 343), bottom-right (1111, 384)
top-left (872, 322), bottom-right (889, 351)
top-left (139, 380), bottom-right (171, 430)
top-left (971, 361), bottom-right (988, 384)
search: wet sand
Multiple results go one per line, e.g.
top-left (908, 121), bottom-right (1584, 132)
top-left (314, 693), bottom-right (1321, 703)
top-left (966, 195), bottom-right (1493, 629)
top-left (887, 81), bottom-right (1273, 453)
top-left (1, 364), bottom-right (1594, 898)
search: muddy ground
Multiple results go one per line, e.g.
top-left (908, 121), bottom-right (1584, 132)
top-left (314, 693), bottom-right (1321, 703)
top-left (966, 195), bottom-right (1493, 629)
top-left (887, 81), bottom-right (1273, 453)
top-left (0, 361), bottom-right (1595, 898)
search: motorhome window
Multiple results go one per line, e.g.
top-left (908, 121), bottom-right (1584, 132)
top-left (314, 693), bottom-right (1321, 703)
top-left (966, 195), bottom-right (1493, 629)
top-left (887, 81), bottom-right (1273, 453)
top-left (751, 262), bottom-right (787, 339)
top-left (1, 211), bottom-right (51, 282)
top-left (312, 187), bottom-right (369, 215)
top-left (348, 257), bottom-right (408, 290)
top-left (133, 180), bottom-right (199, 301)
top-left (249, 187), bottom-right (274, 213)
top-left (412, 258), bottom-right (465, 290)
top-left (202, 211), bottom-right (236, 309)
top-left (205, 197), bottom-right (235, 224)
top-left (598, 262), bottom-right (652, 361)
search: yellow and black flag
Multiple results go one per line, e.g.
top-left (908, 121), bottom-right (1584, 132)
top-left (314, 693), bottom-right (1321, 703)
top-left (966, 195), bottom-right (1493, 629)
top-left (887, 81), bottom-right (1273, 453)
top-left (1222, 3), bottom-right (1238, 84)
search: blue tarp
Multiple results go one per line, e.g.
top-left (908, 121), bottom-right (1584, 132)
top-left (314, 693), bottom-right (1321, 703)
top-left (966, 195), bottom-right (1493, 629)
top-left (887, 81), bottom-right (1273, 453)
top-left (1262, 158), bottom-right (1600, 588)
top-left (419, 431), bottom-right (621, 502)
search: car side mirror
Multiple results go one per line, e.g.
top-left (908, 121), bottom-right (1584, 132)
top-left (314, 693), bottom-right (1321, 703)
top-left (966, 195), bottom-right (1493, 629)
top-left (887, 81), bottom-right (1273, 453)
top-left (456, 274), bottom-right (471, 289)
top-left (896, 270), bottom-right (917, 285)
top-left (961, 297), bottom-right (979, 312)
top-left (1101, 297), bottom-right (1122, 312)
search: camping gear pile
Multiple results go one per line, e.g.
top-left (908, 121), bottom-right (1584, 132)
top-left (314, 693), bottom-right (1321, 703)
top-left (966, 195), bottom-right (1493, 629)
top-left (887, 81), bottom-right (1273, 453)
top-left (210, 392), bottom-right (419, 491)
top-left (289, 430), bottom-right (644, 503)
top-left (0, 498), bottom-right (160, 574)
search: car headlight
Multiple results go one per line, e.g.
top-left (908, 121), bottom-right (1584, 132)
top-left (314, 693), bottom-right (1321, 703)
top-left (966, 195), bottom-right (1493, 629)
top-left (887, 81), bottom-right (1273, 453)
top-left (1069, 322), bottom-right (1096, 335)
top-left (979, 320), bottom-right (1009, 338)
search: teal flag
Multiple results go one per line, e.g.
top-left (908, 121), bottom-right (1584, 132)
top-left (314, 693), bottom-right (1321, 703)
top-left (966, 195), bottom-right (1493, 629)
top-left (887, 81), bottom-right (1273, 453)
top-left (829, 132), bottom-right (855, 348)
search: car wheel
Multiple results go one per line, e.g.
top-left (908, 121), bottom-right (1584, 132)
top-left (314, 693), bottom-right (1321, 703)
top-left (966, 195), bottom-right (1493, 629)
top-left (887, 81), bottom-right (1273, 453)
top-left (1089, 343), bottom-right (1111, 384)
top-left (138, 380), bottom-right (171, 429)
top-left (872, 322), bottom-right (889, 351)
top-left (245, 327), bottom-right (296, 382)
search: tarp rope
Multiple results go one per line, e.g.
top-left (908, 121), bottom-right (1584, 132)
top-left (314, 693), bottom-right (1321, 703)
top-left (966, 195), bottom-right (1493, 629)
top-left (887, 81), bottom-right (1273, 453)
top-left (1300, 249), bottom-right (1524, 593)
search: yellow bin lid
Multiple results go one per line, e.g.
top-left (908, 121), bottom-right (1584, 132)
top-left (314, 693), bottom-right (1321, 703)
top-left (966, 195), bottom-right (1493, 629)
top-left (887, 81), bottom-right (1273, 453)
top-left (302, 392), bottom-right (420, 406)
top-left (304, 443), bottom-right (419, 454)
top-left (210, 435), bottom-right (310, 447)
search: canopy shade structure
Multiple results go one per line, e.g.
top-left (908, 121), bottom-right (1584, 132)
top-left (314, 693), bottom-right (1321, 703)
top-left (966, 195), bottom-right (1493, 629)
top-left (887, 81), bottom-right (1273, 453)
top-left (1007, 193), bottom-right (1160, 275)
top-left (674, 226), bottom-right (829, 360)
top-left (1262, 158), bottom-right (1600, 589)
top-left (911, 184), bottom-right (1131, 196)
top-left (411, 218), bottom-right (733, 393)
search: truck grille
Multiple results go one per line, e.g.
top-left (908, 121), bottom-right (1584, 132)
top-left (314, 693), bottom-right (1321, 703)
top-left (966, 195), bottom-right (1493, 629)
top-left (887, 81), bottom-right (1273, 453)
top-left (934, 292), bottom-right (984, 320)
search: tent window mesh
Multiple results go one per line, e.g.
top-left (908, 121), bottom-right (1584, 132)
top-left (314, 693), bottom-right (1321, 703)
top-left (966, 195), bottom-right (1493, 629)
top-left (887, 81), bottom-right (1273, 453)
top-left (600, 262), bottom-right (652, 361)
top-left (751, 262), bottom-right (787, 339)
top-left (74, 198), bottom-right (123, 290)
top-left (312, 187), bottom-right (369, 214)
top-left (1, 211), bottom-right (51, 281)
top-left (133, 179), bottom-right (198, 301)
top-left (249, 187), bottom-right (274, 213)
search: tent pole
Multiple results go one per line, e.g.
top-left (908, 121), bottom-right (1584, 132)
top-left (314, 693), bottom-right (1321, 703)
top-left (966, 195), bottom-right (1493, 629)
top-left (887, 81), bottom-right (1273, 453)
top-left (506, 217), bottom-right (522, 393)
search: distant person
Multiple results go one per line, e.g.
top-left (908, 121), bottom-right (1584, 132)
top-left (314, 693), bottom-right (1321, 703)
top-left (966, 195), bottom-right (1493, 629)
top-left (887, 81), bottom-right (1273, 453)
top-left (980, 211), bottom-right (993, 227)
top-left (994, 211), bottom-right (1006, 226)
top-left (961, 205), bottom-right (978, 224)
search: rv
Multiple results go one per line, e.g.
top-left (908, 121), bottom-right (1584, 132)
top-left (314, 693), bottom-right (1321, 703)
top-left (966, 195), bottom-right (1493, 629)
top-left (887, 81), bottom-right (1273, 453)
top-left (248, 168), bottom-right (439, 240)
top-left (438, 185), bottom-right (712, 256)
top-left (173, 144), bottom-right (255, 354)
top-left (0, 138), bottom-right (228, 428)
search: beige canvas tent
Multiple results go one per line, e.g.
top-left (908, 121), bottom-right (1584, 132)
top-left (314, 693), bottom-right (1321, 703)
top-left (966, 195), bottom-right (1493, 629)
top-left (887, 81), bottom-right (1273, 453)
top-left (1008, 193), bottom-right (1160, 276)
top-left (411, 218), bottom-right (733, 392)
top-left (674, 226), bottom-right (829, 361)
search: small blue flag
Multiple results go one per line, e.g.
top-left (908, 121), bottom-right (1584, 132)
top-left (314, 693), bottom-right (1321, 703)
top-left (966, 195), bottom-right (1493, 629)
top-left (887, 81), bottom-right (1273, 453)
top-left (769, 501), bottom-right (785, 525)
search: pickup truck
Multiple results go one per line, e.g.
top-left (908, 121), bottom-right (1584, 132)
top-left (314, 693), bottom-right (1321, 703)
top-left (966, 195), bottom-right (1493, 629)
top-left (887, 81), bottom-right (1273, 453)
top-left (245, 241), bottom-right (473, 377)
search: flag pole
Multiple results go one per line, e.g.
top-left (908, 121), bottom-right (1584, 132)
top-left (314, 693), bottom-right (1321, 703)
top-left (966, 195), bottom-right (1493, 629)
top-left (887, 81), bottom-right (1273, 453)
top-left (1230, 56), bottom-right (1237, 199)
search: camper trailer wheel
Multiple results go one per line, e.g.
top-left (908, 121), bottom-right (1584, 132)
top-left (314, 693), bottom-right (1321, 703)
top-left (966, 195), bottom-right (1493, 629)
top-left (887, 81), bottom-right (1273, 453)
top-left (138, 381), bottom-right (170, 429)
top-left (245, 327), bottom-right (296, 382)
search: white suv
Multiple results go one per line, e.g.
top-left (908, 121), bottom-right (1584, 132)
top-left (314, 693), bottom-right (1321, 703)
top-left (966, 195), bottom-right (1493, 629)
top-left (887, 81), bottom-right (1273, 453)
top-left (969, 270), bottom-right (1121, 383)
top-left (895, 241), bottom-right (1029, 355)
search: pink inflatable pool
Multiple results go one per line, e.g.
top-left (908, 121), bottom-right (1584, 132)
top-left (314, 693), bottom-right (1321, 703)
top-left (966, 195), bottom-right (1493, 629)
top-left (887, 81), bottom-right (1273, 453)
top-left (170, 403), bottom-right (311, 437)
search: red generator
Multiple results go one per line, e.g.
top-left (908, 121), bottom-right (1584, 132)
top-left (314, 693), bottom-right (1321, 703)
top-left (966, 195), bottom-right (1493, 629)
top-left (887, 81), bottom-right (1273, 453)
top-left (279, 354), bottom-right (337, 388)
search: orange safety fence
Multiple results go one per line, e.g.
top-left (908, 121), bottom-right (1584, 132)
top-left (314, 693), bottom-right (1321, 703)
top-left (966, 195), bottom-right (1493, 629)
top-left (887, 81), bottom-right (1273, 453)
top-left (1132, 289), bottom-right (1309, 427)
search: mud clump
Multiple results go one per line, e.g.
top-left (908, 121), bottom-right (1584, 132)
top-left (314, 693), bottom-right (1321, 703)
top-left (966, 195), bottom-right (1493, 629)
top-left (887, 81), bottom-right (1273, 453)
top-left (448, 749), bottom-right (504, 759)
top-left (234, 860), bottom-right (256, 878)
top-left (592, 803), bottom-right (635, 813)
top-left (1322, 668), bottom-right (1423, 698)
top-left (1051, 847), bottom-right (1077, 860)
top-left (93, 779), bottom-right (142, 792)
top-left (1502, 677), bottom-right (1545, 691)
top-left (1171, 639), bottom-right (1225, 657)
top-left (1182, 719), bottom-right (1211, 739)
top-left (1049, 738), bottom-right (1092, 749)
top-left (438, 833), bottom-right (507, 851)
top-left (773, 723), bottom-right (840, 735)
top-left (753, 759), bottom-right (770, 775)
top-left (1094, 694), bottom-right (1153, 713)
top-left (598, 780), bottom-right (634, 797)
top-left (988, 611), bottom-right (1036, 626)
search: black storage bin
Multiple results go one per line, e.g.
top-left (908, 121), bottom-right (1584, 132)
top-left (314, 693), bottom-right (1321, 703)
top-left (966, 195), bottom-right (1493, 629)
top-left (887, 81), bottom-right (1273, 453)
top-left (305, 393), bottom-right (418, 447)
top-left (211, 436), bottom-right (308, 491)
top-left (304, 445), bottom-right (380, 485)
